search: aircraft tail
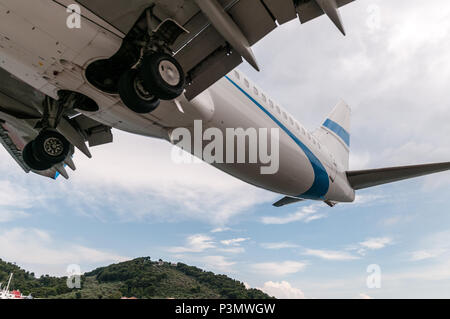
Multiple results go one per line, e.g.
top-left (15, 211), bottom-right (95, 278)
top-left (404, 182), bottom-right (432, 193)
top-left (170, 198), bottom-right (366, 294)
top-left (314, 100), bottom-right (351, 170)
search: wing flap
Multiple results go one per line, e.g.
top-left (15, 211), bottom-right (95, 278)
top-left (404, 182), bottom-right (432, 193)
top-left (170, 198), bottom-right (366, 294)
top-left (347, 162), bottom-right (450, 190)
top-left (263, 0), bottom-right (298, 25)
top-left (184, 47), bottom-right (243, 100)
top-left (0, 122), bottom-right (29, 173)
top-left (228, 0), bottom-right (277, 46)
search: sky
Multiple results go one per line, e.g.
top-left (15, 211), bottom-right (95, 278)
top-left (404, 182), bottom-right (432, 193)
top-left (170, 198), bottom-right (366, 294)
top-left (2, 0), bottom-right (450, 298)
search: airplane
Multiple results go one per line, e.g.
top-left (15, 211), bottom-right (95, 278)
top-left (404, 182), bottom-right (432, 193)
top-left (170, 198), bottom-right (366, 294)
top-left (0, 0), bottom-right (450, 208)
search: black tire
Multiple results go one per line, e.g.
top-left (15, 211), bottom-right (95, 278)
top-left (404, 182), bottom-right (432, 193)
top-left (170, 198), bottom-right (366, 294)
top-left (118, 69), bottom-right (160, 114)
top-left (32, 130), bottom-right (70, 165)
top-left (140, 52), bottom-right (185, 100)
top-left (22, 141), bottom-right (53, 171)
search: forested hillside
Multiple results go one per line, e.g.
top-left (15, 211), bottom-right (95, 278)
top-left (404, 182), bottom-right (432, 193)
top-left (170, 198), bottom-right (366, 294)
top-left (0, 257), bottom-right (272, 299)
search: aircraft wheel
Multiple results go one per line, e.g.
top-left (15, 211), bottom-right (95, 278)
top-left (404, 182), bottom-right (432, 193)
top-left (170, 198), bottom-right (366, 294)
top-left (140, 52), bottom-right (185, 100)
top-left (119, 69), bottom-right (160, 113)
top-left (22, 141), bottom-right (53, 171)
top-left (32, 130), bottom-right (70, 165)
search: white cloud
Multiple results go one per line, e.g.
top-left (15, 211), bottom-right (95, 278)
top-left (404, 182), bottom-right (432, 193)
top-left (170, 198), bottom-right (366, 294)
top-left (261, 242), bottom-right (299, 250)
top-left (0, 180), bottom-right (34, 208)
top-left (168, 234), bottom-right (215, 253)
top-left (261, 205), bottom-right (324, 225)
top-left (381, 216), bottom-right (403, 227)
top-left (359, 237), bottom-right (393, 250)
top-left (0, 227), bottom-right (128, 276)
top-left (301, 237), bottom-right (393, 262)
top-left (198, 255), bottom-right (236, 273)
top-left (68, 132), bottom-right (276, 225)
top-left (353, 194), bottom-right (385, 206)
top-left (383, 258), bottom-right (450, 283)
top-left (172, 253), bottom-right (236, 274)
top-left (218, 247), bottom-right (245, 254)
top-left (221, 238), bottom-right (249, 246)
top-left (258, 281), bottom-right (305, 299)
top-left (184, 255), bottom-right (236, 273)
top-left (409, 249), bottom-right (446, 262)
top-left (251, 261), bottom-right (307, 276)
top-left (346, 237), bottom-right (394, 256)
top-left (211, 227), bottom-right (231, 233)
top-left (408, 231), bottom-right (450, 261)
top-left (0, 180), bottom-right (36, 222)
top-left (303, 249), bottom-right (359, 261)
top-left (0, 210), bottom-right (29, 223)
top-left (170, 235), bottom-right (248, 255)
top-left (0, 131), bottom-right (276, 227)
top-left (349, 151), bottom-right (372, 170)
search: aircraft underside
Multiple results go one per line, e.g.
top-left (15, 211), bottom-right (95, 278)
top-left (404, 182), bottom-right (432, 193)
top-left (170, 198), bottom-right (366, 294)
top-left (1, 0), bottom-right (450, 208)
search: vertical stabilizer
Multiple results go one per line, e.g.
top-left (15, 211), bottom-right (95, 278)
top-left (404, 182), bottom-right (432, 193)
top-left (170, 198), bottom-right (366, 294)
top-left (314, 100), bottom-right (351, 170)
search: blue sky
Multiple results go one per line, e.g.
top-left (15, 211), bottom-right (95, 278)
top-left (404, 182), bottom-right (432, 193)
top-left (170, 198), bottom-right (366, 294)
top-left (2, 0), bottom-right (450, 298)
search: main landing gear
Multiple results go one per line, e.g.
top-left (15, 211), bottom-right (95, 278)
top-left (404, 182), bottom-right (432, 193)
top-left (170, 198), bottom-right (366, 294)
top-left (22, 96), bottom-right (71, 171)
top-left (85, 12), bottom-right (188, 114)
top-left (22, 130), bottom-right (70, 171)
top-left (118, 52), bottom-right (185, 113)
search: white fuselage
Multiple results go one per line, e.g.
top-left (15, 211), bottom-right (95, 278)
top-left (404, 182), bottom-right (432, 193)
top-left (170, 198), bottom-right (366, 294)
top-left (0, 0), bottom-right (355, 203)
top-left (188, 73), bottom-right (355, 202)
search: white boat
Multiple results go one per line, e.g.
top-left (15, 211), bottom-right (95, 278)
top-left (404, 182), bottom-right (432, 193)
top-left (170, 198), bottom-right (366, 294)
top-left (0, 273), bottom-right (26, 299)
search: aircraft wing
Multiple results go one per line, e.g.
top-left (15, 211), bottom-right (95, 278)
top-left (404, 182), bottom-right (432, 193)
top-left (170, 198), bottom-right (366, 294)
top-left (75, 0), bottom-right (356, 99)
top-left (346, 162), bottom-right (450, 190)
top-left (0, 68), bottom-right (113, 179)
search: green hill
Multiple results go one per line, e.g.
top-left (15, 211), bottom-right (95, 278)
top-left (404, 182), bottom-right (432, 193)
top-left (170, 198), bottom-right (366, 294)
top-left (0, 257), bottom-right (272, 299)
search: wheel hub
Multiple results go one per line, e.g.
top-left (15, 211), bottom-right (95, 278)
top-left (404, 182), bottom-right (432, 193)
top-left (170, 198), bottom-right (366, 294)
top-left (43, 137), bottom-right (64, 157)
top-left (158, 60), bottom-right (180, 86)
top-left (133, 76), bottom-right (155, 101)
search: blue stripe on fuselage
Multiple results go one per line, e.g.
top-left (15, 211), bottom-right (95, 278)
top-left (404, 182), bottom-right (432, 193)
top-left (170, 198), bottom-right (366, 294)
top-left (323, 119), bottom-right (350, 147)
top-left (224, 76), bottom-right (329, 200)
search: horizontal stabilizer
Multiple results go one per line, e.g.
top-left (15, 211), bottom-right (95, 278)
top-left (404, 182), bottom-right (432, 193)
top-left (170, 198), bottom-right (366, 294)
top-left (273, 196), bottom-right (304, 207)
top-left (347, 162), bottom-right (450, 190)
